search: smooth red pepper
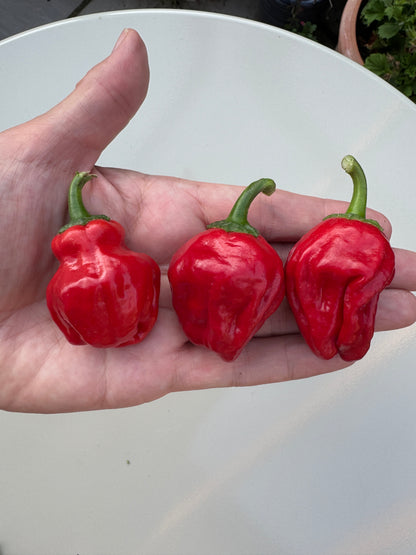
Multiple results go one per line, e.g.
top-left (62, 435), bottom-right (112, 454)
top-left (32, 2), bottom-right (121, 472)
top-left (46, 172), bottom-right (160, 348)
top-left (285, 155), bottom-right (395, 361)
top-left (168, 179), bottom-right (285, 362)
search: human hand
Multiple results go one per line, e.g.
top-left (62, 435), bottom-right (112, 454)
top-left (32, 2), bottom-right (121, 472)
top-left (0, 29), bottom-right (415, 413)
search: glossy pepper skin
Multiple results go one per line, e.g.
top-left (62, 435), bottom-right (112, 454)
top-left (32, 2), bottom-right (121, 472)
top-left (168, 179), bottom-right (285, 362)
top-left (46, 172), bottom-right (160, 348)
top-left (285, 155), bottom-right (395, 361)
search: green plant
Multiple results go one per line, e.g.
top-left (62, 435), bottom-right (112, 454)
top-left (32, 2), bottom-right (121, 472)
top-left (361, 0), bottom-right (416, 101)
top-left (288, 19), bottom-right (318, 41)
top-left (283, 1), bottom-right (319, 42)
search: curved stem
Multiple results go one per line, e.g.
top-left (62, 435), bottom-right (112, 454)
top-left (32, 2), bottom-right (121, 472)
top-left (227, 178), bottom-right (276, 227)
top-left (325, 155), bottom-right (383, 231)
top-left (342, 155), bottom-right (367, 219)
top-left (59, 172), bottom-right (110, 233)
top-left (207, 178), bottom-right (276, 237)
top-left (67, 172), bottom-right (96, 222)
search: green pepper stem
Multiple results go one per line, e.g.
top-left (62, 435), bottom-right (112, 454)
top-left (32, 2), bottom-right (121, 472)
top-left (59, 172), bottom-right (110, 233)
top-left (68, 172), bottom-right (95, 222)
top-left (342, 155), bottom-right (367, 219)
top-left (324, 155), bottom-right (383, 231)
top-left (207, 178), bottom-right (276, 237)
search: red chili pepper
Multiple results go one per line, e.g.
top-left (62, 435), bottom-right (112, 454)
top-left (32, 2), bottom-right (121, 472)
top-left (46, 172), bottom-right (160, 348)
top-left (168, 179), bottom-right (285, 362)
top-left (285, 155), bottom-right (395, 361)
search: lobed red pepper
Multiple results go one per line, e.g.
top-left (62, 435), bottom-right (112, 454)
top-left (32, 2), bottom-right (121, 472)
top-left (46, 172), bottom-right (160, 348)
top-left (285, 155), bottom-right (395, 361)
top-left (168, 179), bottom-right (285, 361)
top-left (46, 158), bottom-right (395, 363)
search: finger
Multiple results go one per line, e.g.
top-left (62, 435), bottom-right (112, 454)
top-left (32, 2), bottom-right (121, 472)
top-left (234, 335), bottom-right (353, 386)
top-left (390, 248), bottom-right (416, 291)
top-left (147, 177), bottom-right (393, 243)
top-left (252, 288), bottom-right (416, 337)
top-left (5, 29), bottom-right (149, 173)
top-left (255, 299), bottom-right (298, 336)
top-left (375, 289), bottom-right (416, 331)
top-left (172, 334), bottom-right (352, 392)
top-left (91, 170), bottom-right (393, 261)
top-left (256, 248), bottom-right (416, 337)
top-left (252, 189), bottom-right (392, 242)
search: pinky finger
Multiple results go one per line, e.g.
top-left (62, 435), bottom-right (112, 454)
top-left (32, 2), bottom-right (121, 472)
top-left (173, 335), bottom-right (352, 391)
top-left (375, 289), bottom-right (416, 332)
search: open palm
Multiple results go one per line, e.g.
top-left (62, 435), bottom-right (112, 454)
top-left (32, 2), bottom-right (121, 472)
top-left (0, 29), bottom-right (415, 413)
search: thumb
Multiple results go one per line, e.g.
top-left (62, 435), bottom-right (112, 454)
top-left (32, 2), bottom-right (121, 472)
top-left (17, 28), bottom-right (149, 171)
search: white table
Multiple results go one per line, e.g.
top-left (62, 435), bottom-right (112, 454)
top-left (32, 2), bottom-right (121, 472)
top-left (1, 10), bottom-right (415, 555)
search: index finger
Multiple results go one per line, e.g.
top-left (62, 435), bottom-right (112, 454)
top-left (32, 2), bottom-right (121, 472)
top-left (251, 189), bottom-right (393, 242)
top-left (194, 183), bottom-right (393, 242)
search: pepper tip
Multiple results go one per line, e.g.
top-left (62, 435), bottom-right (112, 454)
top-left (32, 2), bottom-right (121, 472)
top-left (341, 155), bottom-right (356, 174)
top-left (257, 178), bottom-right (276, 197)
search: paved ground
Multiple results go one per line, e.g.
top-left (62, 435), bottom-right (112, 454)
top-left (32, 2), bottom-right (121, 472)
top-left (1, 0), bottom-right (263, 40)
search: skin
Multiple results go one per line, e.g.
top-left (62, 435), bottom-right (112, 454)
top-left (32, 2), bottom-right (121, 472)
top-left (0, 29), bottom-right (415, 413)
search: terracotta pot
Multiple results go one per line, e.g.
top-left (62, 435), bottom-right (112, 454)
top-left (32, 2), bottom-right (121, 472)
top-left (336, 0), bottom-right (364, 64)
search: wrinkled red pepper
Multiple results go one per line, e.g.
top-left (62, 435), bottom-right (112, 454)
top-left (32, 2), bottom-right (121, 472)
top-left (46, 172), bottom-right (160, 348)
top-left (168, 178), bottom-right (285, 361)
top-left (285, 155), bottom-right (395, 361)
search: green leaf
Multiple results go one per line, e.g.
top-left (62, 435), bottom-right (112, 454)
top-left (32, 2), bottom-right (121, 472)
top-left (385, 5), bottom-right (403, 21)
top-left (378, 22), bottom-right (401, 39)
top-left (361, 0), bottom-right (389, 24)
top-left (402, 83), bottom-right (413, 96)
top-left (299, 21), bottom-right (317, 40)
top-left (364, 53), bottom-right (391, 75)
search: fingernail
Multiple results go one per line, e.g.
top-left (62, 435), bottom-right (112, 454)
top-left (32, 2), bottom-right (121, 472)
top-left (112, 28), bottom-right (129, 52)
